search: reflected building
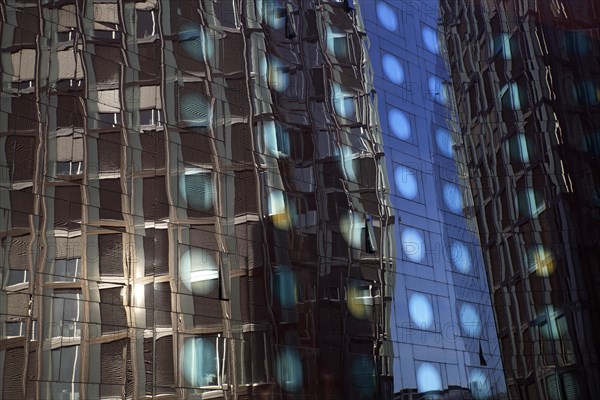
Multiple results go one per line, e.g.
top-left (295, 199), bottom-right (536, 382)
top-left (442, 0), bottom-right (600, 398)
top-left (0, 1), bottom-right (395, 399)
top-left (359, 1), bottom-right (507, 399)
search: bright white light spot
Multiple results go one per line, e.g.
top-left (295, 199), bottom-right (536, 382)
top-left (382, 54), bottom-right (404, 85)
top-left (409, 293), bottom-right (434, 329)
top-left (340, 211), bottom-right (363, 249)
top-left (388, 108), bottom-right (411, 140)
top-left (179, 248), bottom-right (219, 296)
top-left (394, 165), bottom-right (418, 200)
top-left (443, 183), bottom-right (463, 214)
top-left (417, 363), bottom-right (443, 393)
top-left (401, 228), bottom-right (425, 262)
top-left (377, 2), bottom-right (398, 32)
top-left (460, 303), bottom-right (482, 338)
top-left (528, 246), bottom-right (555, 276)
top-left (340, 145), bottom-right (357, 182)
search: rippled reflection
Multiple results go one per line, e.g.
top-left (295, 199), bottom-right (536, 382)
top-left (347, 282), bottom-right (373, 320)
top-left (261, 121), bottom-right (290, 158)
top-left (527, 246), bottom-right (555, 276)
top-left (506, 134), bottom-right (534, 163)
top-left (417, 363), bottom-right (443, 393)
top-left (179, 248), bottom-right (219, 295)
top-left (388, 108), bottom-right (411, 140)
top-left (401, 228), bottom-right (425, 262)
top-left (268, 189), bottom-right (293, 230)
top-left (517, 188), bottom-right (544, 218)
top-left (332, 83), bottom-right (355, 118)
top-left (179, 169), bottom-right (214, 211)
top-left (394, 165), bottom-right (418, 199)
top-left (340, 211), bottom-right (363, 249)
top-left (260, 55), bottom-right (289, 92)
top-left (179, 93), bottom-right (210, 126)
top-left (459, 303), bottom-right (482, 338)
top-left (179, 25), bottom-right (214, 61)
top-left (340, 145), bottom-right (357, 182)
top-left (257, 0), bottom-right (285, 29)
top-left (181, 337), bottom-right (217, 387)
top-left (468, 369), bottom-right (492, 400)
top-left (351, 354), bottom-right (376, 396)
top-left (376, 2), bottom-right (398, 32)
top-left (275, 347), bottom-right (303, 392)
top-left (274, 267), bottom-right (297, 309)
top-left (382, 54), bottom-right (404, 84)
top-left (409, 293), bottom-right (434, 329)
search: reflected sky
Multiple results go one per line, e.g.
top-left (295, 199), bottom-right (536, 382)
top-left (428, 76), bottom-right (447, 104)
top-left (443, 183), bottom-right (463, 214)
top-left (459, 303), bottom-right (482, 338)
top-left (435, 128), bottom-right (454, 157)
top-left (450, 242), bottom-right (472, 274)
top-left (422, 26), bottom-right (440, 54)
top-left (340, 211), bottom-right (363, 249)
top-left (181, 337), bottom-right (217, 387)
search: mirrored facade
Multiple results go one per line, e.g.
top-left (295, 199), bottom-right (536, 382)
top-left (359, 1), bottom-right (507, 398)
top-left (442, 0), bottom-right (600, 398)
top-left (1, 1), bottom-right (394, 398)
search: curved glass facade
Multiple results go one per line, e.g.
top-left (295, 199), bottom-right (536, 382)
top-left (359, 1), bottom-right (507, 398)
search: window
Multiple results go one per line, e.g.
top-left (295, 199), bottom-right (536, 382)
top-left (51, 258), bottom-right (81, 282)
top-left (241, 328), bottom-right (269, 384)
top-left (50, 290), bottom-right (82, 338)
top-left (181, 335), bottom-right (227, 387)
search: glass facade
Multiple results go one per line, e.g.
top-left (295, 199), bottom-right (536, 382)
top-left (0, 1), bottom-right (394, 398)
top-left (359, 1), bottom-right (507, 398)
top-left (442, 0), bottom-right (600, 398)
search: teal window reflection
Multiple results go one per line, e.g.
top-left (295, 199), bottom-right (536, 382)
top-left (275, 347), bottom-right (303, 392)
top-left (181, 336), bottom-right (222, 387)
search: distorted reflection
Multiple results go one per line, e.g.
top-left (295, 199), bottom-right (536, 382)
top-left (273, 267), bottom-right (297, 309)
top-left (179, 24), bottom-right (214, 61)
top-left (460, 303), bottom-right (482, 338)
top-left (351, 354), bottom-right (376, 397)
top-left (409, 293), bottom-right (434, 329)
top-left (527, 246), bottom-right (555, 276)
top-left (382, 54), bottom-right (404, 85)
top-left (506, 133), bottom-right (535, 163)
top-left (435, 128), bottom-right (454, 157)
top-left (492, 33), bottom-right (512, 60)
top-left (394, 165), bottom-right (418, 200)
top-left (376, 2), bottom-right (398, 32)
top-left (501, 82), bottom-right (522, 110)
top-left (258, 0), bottom-right (285, 29)
top-left (422, 26), bottom-right (440, 54)
top-left (261, 120), bottom-right (290, 158)
top-left (179, 169), bottom-right (214, 211)
top-left (260, 55), bottom-right (289, 92)
top-left (332, 83), bottom-right (356, 119)
top-left (450, 242), bottom-right (472, 274)
top-left (340, 145), bottom-right (357, 182)
top-left (179, 248), bottom-right (219, 296)
top-left (181, 337), bottom-right (218, 387)
top-left (443, 183), bottom-right (463, 214)
top-left (388, 108), bottom-right (411, 140)
top-left (275, 347), bottom-right (303, 392)
top-left (340, 210), bottom-right (363, 249)
top-left (428, 76), bottom-right (447, 104)
top-left (347, 282), bottom-right (373, 320)
top-left (326, 26), bottom-right (348, 60)
top-left (417, 363), bottom-right (443, 393)
top-left (468, 369), bottom-right (492, 400)
top-left (517, 188), bottom-right (545, 218)
top-left (268, 189), bottom-right (293, 230)
top-left (179, 92), bottom-right (211, 126)
top-left (401, 228), bottom-right (425, 262)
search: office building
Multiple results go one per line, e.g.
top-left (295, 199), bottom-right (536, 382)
top-left (360, 1), bottom-right (507, 398)
top-left (1, 1), bottom-right (394, 398)
top-left (442, 0), bottom-right (600, 398)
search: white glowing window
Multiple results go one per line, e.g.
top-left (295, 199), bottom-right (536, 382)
top-left (417, 363), bottom-right (443, 393)
top-left (459, 303), bottom-right (482, 338)
top-left (422, 26), bottom-right (440, 54)
top-left (261, 121), bottom-right (290, 158)
top-left (408, 293), bottom-right (434, 329)
top-left (179, 247), bottom-right (219, 296)
top-left (401, 228), bottom-right (425, 262)
top-left (332, 83), bottom-right (355, 119)
top-left (394, 165), bottom-right (418, 200)
top-left (442, 183), bottom-right (463, 214)
top-left (435, 128), bottom-right (454, 157)
top-left (181, 335), bottom-right (226, 387)
top-left (326, 26), bottom-right (348, 60)
top-left (449, 242), bottom-right (472, 274)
